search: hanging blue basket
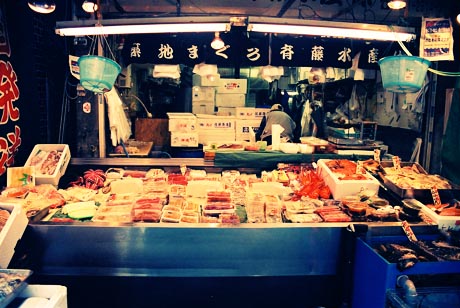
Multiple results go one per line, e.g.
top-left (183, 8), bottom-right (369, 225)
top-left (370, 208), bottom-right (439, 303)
top-left (78, 55), bottom-right (121, 93)
top-left (378, 55), bottom-right (430, 93)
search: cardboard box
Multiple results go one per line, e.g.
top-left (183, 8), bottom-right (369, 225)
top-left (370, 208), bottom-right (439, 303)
top-left (24, 144), bottom-right (71, 186)
top-left (192, 101), bottom-right (215, 115)
top-left (192, 86), bottom-right (216, 102)
top-left (192, 74), bottom-right (221, 87)
top-left (254, 108), bottom-right (271, 118)
top-left (167, 112), bottom-right (197, 132)
top-left (196, 114), bottom-right (235, 131)
top-left (0, 203), bottom-right (28, 268)
top-left (216, 107), bottom-right (236, 116)
top-left (216, 78), bottom-right (248, 94)
top-left (170, 132), bottom-right (199, 147)
top-left (316, 159), bottom-right (380, 200)
top-left (198, 130), bottom-right (236, 145)
top-left (215, 93), bottom-right (246, 107)
top-left (235, 107), bottom-right (256, 119)
top-left (235, 119), bottom-right (262, 141)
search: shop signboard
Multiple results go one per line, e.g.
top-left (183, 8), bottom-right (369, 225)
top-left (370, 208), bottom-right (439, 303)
top-left (121, 32), bottom-right (398, 69)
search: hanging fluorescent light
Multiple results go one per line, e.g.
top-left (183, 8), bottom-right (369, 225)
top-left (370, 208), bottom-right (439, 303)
top-left (82, 0), bottom-right (98, 13)
top-left (210, 32), bottom-right (225, 50)
top-left (248, 16), bottom-right (415, 42)
top-left (55, 17), bottom-right (231, 36)
top-left (28, 1), bottom-right (56, 14)
top-left (387, 0), bottom-right (407, 10)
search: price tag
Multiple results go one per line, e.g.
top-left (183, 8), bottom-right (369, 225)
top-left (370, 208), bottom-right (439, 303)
top-left (401, 220), bottom-right (418, 242)
top-left (356, 161), bottom-right (366, 174)
top-left (392, 156), bottom-right (401, 171)
top-left (374, 149), bottom-right (381, 162)
top-left (431, 186), bottom-right (442, 207)
top-left (180, 164), bottom-right (187, 176)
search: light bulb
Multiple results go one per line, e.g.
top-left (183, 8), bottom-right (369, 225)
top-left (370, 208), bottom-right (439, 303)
top-left (28, 1), bottom-right (56, 14)
top-left (82, 0), bottom-right (98, 13)
top-left (210, 32), bottom-right (225, 50)
top-left (387, 0), bottom-right (407, 10)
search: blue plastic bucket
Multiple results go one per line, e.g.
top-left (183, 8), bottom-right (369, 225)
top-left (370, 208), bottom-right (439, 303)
top-left (78, 55), bottom-right (121, 93)
top-left (378, 55), bottom-right (430, 93)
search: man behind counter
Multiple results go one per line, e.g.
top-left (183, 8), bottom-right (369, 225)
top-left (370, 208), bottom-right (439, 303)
top-left (256, 104), bottom-right (296, 145)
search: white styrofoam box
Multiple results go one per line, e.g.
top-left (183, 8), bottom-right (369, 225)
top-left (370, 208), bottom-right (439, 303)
top-left (24, 144), bottom-right (71, 186)
top-left (215, 93), bottom-right (246, 107)
top-left (17, 285), bottom-right (68, 308)
top-left (254, 108), bottom-right (271, 118)
top-left (235, 119), bottom-right (262, 141)
top-left (316, 159), bottom-right (380, 200)
top-left (167, 112), bottom-right (197, 132)
top-left (198, 130), bottom-right (236, 145)
top-left (196, 114), bottom-right (236, 130)
top-left (110, 178), bottom-right (144, 195)
top-left (419, 201), bottom-right (460, 231)
top-left (235, 107), bottom-right (256, 119)
top-left (186, 180), bottom-right (223, 198)
top-left (192, 101), bottom-right (215, 115)
top-left (192, 74), bottom-right (221, 87)
top-left (170, 132), bottom-right (199, 147)
top-left (216, 107), bottom-right (236, 116)
top-left (216, 78), bottom-right (248, 94)
top-left (192, 86), bottom-right (216, 102)
top-left (0, 203), bottom-right (28, 268)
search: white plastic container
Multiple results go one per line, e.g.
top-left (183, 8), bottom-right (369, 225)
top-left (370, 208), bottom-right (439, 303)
top-left (215, 93), bottom-right (246, 107)
top-left (16, 285), bottom-right (68, 308)
top-left (167, 112), bottom-right (197, 132)
top-left (216, 78), bottom-right (247, 94)
top-left (0, 203), bottom-right (28, 268)
top-left (317, 159), bottom-right (380, 200)
top-left (170, 132), bottom-right (199, 147)
top-left (24, 144), bottom-right (71, 186)
top-left (419, 201), bottom-right (460, 231)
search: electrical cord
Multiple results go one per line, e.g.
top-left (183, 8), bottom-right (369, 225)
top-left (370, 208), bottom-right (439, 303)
top-left (126, 94), bottom-right (153, 118)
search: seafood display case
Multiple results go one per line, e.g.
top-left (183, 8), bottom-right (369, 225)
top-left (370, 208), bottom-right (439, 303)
top-left (351, 231), bottom-right (460, 308)
top-left (378, 161), bottom-right (460, 203)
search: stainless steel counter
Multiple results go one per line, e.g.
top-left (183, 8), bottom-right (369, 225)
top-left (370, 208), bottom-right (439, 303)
top-left (24, 222), bottom-right (436, 278)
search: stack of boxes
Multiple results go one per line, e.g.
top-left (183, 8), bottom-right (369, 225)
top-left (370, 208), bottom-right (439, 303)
top-left (215, 78), bottom-right (248, 115)
top-left (166, 76), bottom-right (270, 147)
top-left (167, 113), bottom-right (198, 147)
top-left (192, 74), bottom-right (219, 115)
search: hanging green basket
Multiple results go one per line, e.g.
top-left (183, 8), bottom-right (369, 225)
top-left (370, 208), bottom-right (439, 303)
top-left (78, 55), bottom-right (121, 93)
top-left (378, 55), bottom-right (430, 93)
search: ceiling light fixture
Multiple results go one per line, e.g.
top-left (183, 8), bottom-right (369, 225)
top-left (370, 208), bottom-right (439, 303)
top-left (387, 0), bottom-right (407, 10)
top-left (28, 1), bottom-right (56, 14)
top-left (82, 0), bottom-right (98, 13)
top-left (248, 16), bottom-right (415, 42)
top-left (210, 32), bottom-right (225, 50)
top-left (55, 17), bottom-right (231, 36)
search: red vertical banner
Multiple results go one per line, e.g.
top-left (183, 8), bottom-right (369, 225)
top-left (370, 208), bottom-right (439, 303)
top-left (0, 3), bottom-right (21, 177)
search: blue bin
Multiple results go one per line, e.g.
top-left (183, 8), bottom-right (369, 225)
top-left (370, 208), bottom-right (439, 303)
top-left (378, 55), bottom-right (430, 93)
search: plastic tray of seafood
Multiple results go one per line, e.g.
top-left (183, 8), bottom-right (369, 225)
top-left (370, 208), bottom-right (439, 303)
top-left (24, 144), bottom-right (71, 186)
top-left (379, 161), bottom-right (460, 202)
top-left (0, 269), bottom-right (32, 308)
